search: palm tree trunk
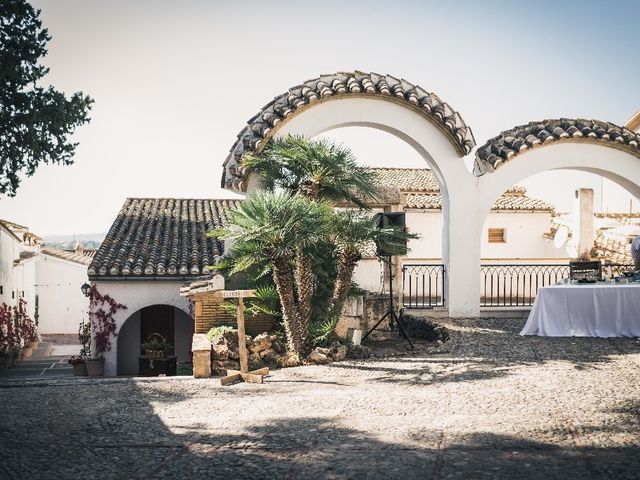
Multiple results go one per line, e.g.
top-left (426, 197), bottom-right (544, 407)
top-left (330, 251), bottom-right (359, 316)
top-left (272, 258), bottom-right (306, 356)
top-left (294, 246), bottom-right (314, 335)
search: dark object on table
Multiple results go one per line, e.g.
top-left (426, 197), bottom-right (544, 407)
top-left (139, 355), bottom-right (177, 377)
top-left (570, 261), bottom-right (601, 283)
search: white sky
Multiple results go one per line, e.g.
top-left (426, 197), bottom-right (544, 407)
top-left (1, 0), bottom-right (639, 236)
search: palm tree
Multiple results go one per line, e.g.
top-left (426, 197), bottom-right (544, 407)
top-left (242, 135), bottom-right (380, 337)
top-left (242, 135), bottom-right (379, 207)
top-left (211, 190), bottom-right (331, 356)
top-left (329, 210), bottom-right (417, 317)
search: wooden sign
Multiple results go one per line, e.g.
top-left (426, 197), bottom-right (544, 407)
top-left (219, 290), bottom-right (268, 386)
top-left (215, 289), bottom-right (256, 299)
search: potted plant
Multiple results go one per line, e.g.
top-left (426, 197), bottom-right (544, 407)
top-left (142, 333), bottom-right (171, 359)
top-left (68, 355), bottom-right (88, 376)
top-left (69, 318), bottom-right (91, 376)
top-left (0, 349), bottom-right (9, 372)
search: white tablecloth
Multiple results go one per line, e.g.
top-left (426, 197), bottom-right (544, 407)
top-left (521, 283), bottom-right (640, 337)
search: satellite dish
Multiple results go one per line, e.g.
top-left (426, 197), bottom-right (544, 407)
top-left (553, 226), bottom-right (569, 248)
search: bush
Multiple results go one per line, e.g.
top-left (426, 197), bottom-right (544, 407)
top-left (399, 314), bottom-right (450, 342)
top-left (206, 325), bottom-right (234, 343)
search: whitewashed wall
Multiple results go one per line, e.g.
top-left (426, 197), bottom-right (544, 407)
top-left (481, 212), bottom-right (565, 260)
top-left (92, 277), bottom-right (223, 376)
top-left (11, 260), bottom-right (36, 320)
top-left (36, 255), bottom-right (90, 334)
top-left (0, 229), bottom-right (19, 307)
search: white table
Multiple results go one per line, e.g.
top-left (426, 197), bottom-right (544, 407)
top-left (521, 283), bottom-right (640, 337)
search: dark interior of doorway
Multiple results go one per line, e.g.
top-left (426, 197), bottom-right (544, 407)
top-left (140, 305), bottom-right (175, 355)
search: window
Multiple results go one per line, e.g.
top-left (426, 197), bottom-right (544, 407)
top-left (488, 228), bottom-right (506, 243)
top-left (0, 286), bottom-right (3, 295)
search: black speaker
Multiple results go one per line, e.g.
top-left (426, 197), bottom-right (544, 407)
top-left (374, 212), bottom-right (407, 256)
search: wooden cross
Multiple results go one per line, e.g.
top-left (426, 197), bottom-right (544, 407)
top-left (218, 290), bottom-right (270, 386)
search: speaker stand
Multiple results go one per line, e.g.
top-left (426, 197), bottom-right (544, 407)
top-left (362, 256), bottom-right (414, 349)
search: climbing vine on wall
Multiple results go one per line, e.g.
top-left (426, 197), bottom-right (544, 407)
top-left (89, 286), bottom-right (127, 358)
top-left (0, 299), bottom-right (37, 355)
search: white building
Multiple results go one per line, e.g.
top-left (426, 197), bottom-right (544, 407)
top-left (0, 220), bottom-right (91, 342)
top-left (87, 198), bottom-right (233, 376)
top-left (352, 168), bottom-right (567, 294)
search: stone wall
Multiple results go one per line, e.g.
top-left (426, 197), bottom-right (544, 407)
top-left (336, 293), bottom-right (394, 340)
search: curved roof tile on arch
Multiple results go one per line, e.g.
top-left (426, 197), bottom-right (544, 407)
top-left (474, 118), bottom-right (640, 175)
top-left (88, 198), bottom-right (241, 279)
top-left (222, 71), bottom-right (476, 192)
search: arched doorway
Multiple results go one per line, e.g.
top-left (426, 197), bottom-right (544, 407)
top-left (117, 304), bottom-right (194, 375)
top-left (220, 71), bottom-right (478, 316)
top-left (474, 120), bottom-right (640, 309)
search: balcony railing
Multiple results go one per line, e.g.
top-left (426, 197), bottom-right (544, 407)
top-left (402, 264), bottom-right (445, 308)
top-left (402, 263), bottom-right (636, 309)
top-left (480, 264), bottom-right (569, 307)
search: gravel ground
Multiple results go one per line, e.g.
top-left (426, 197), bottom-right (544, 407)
top-left (1, 317), bottom-right (639, 480)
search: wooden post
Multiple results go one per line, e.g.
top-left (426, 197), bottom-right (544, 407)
top-left (217, 289), bottom-right (269, 386)
top-left (237, 297), bottom-right (248, 374)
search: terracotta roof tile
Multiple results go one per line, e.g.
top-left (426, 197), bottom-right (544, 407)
top-left (593, 233), bottom-right (633, 264)
top-left (41, 248), bottom-right (94, 266)
top-left (475, 118), bottom-right (640, 175)
top-left (368, 168), bottom-right (553, 211)
top-left (406, 188), bottom-right (554, 211)
top-left (88, 198), bottom-right (241, 279)
top-left (368, 167), bottom-right (439, 192)
top-left (222, 71), bottom-right (475, 191)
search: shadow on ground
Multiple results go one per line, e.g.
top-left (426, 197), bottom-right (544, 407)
top-left (1, 382), bottom-right (639, 480)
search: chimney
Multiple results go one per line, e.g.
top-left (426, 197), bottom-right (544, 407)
top-left (575, 188), bottom-right (595, 256)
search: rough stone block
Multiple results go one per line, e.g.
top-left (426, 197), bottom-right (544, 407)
top-left (192, 334), bottom-right (212, 378)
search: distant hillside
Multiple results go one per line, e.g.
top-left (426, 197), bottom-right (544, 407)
top-left (44, 233), bottom-right (105, 250)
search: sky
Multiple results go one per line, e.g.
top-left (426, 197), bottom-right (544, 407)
top-left (1, 0), bottom-right (639, 236)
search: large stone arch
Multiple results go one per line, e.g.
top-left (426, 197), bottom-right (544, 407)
top-left (463, 121), bottom-right (640, 315)
top-left (221, 71), bottom-right (476, 192)
top-left (475, 119), bottom-right (640, 216)
top-left (220, 71), bottom-right (480, 316)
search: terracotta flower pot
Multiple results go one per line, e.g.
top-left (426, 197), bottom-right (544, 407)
top-left (86, 358), bottom-right (105, 377)
top-left (28, 341), bottom-right (39, 349)
top-left (9, 353), bottom-right (18, 368)
top-left (72, 363), bottom-right (88, 376)
top-left (21, 346), bottom-right (33, 359)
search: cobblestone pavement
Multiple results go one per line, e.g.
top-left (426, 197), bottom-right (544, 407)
top-left (1, 317), bottom-right (640, 480)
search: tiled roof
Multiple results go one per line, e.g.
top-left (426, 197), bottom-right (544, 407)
top-left (405, 188), bottom-right (554, 211)
top-left (0, 219), bottom-right (28, 230)
top-left (41, 247), bottom-right (94, 266)
top-left (369, 167), bottom-right (439, 192)
top-left (593, 233), bottom-right (632, 265)
top-left (368, 168), bottom-right (553, 211)
top-left (475, 119), bottom-right (640, 175)
top-left (222, 71), bottom-right (476, 192)
top-left (88, 198), bottom-right (241, 279)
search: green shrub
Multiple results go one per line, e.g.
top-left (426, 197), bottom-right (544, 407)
top-left (206, 325), bottom-right (234, 343)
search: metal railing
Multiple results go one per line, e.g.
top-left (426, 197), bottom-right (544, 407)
top-left (481, 264), bottom-right (569, 307)
top-left (402, 263), bottom-right (637, 309)
top-left (402, 264), bottom-right (445, 308)
top-left (603, 263), bottom-right (636, 278)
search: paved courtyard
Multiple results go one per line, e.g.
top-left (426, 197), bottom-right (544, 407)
top-left (1, 317), bottom-right (640, 479)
